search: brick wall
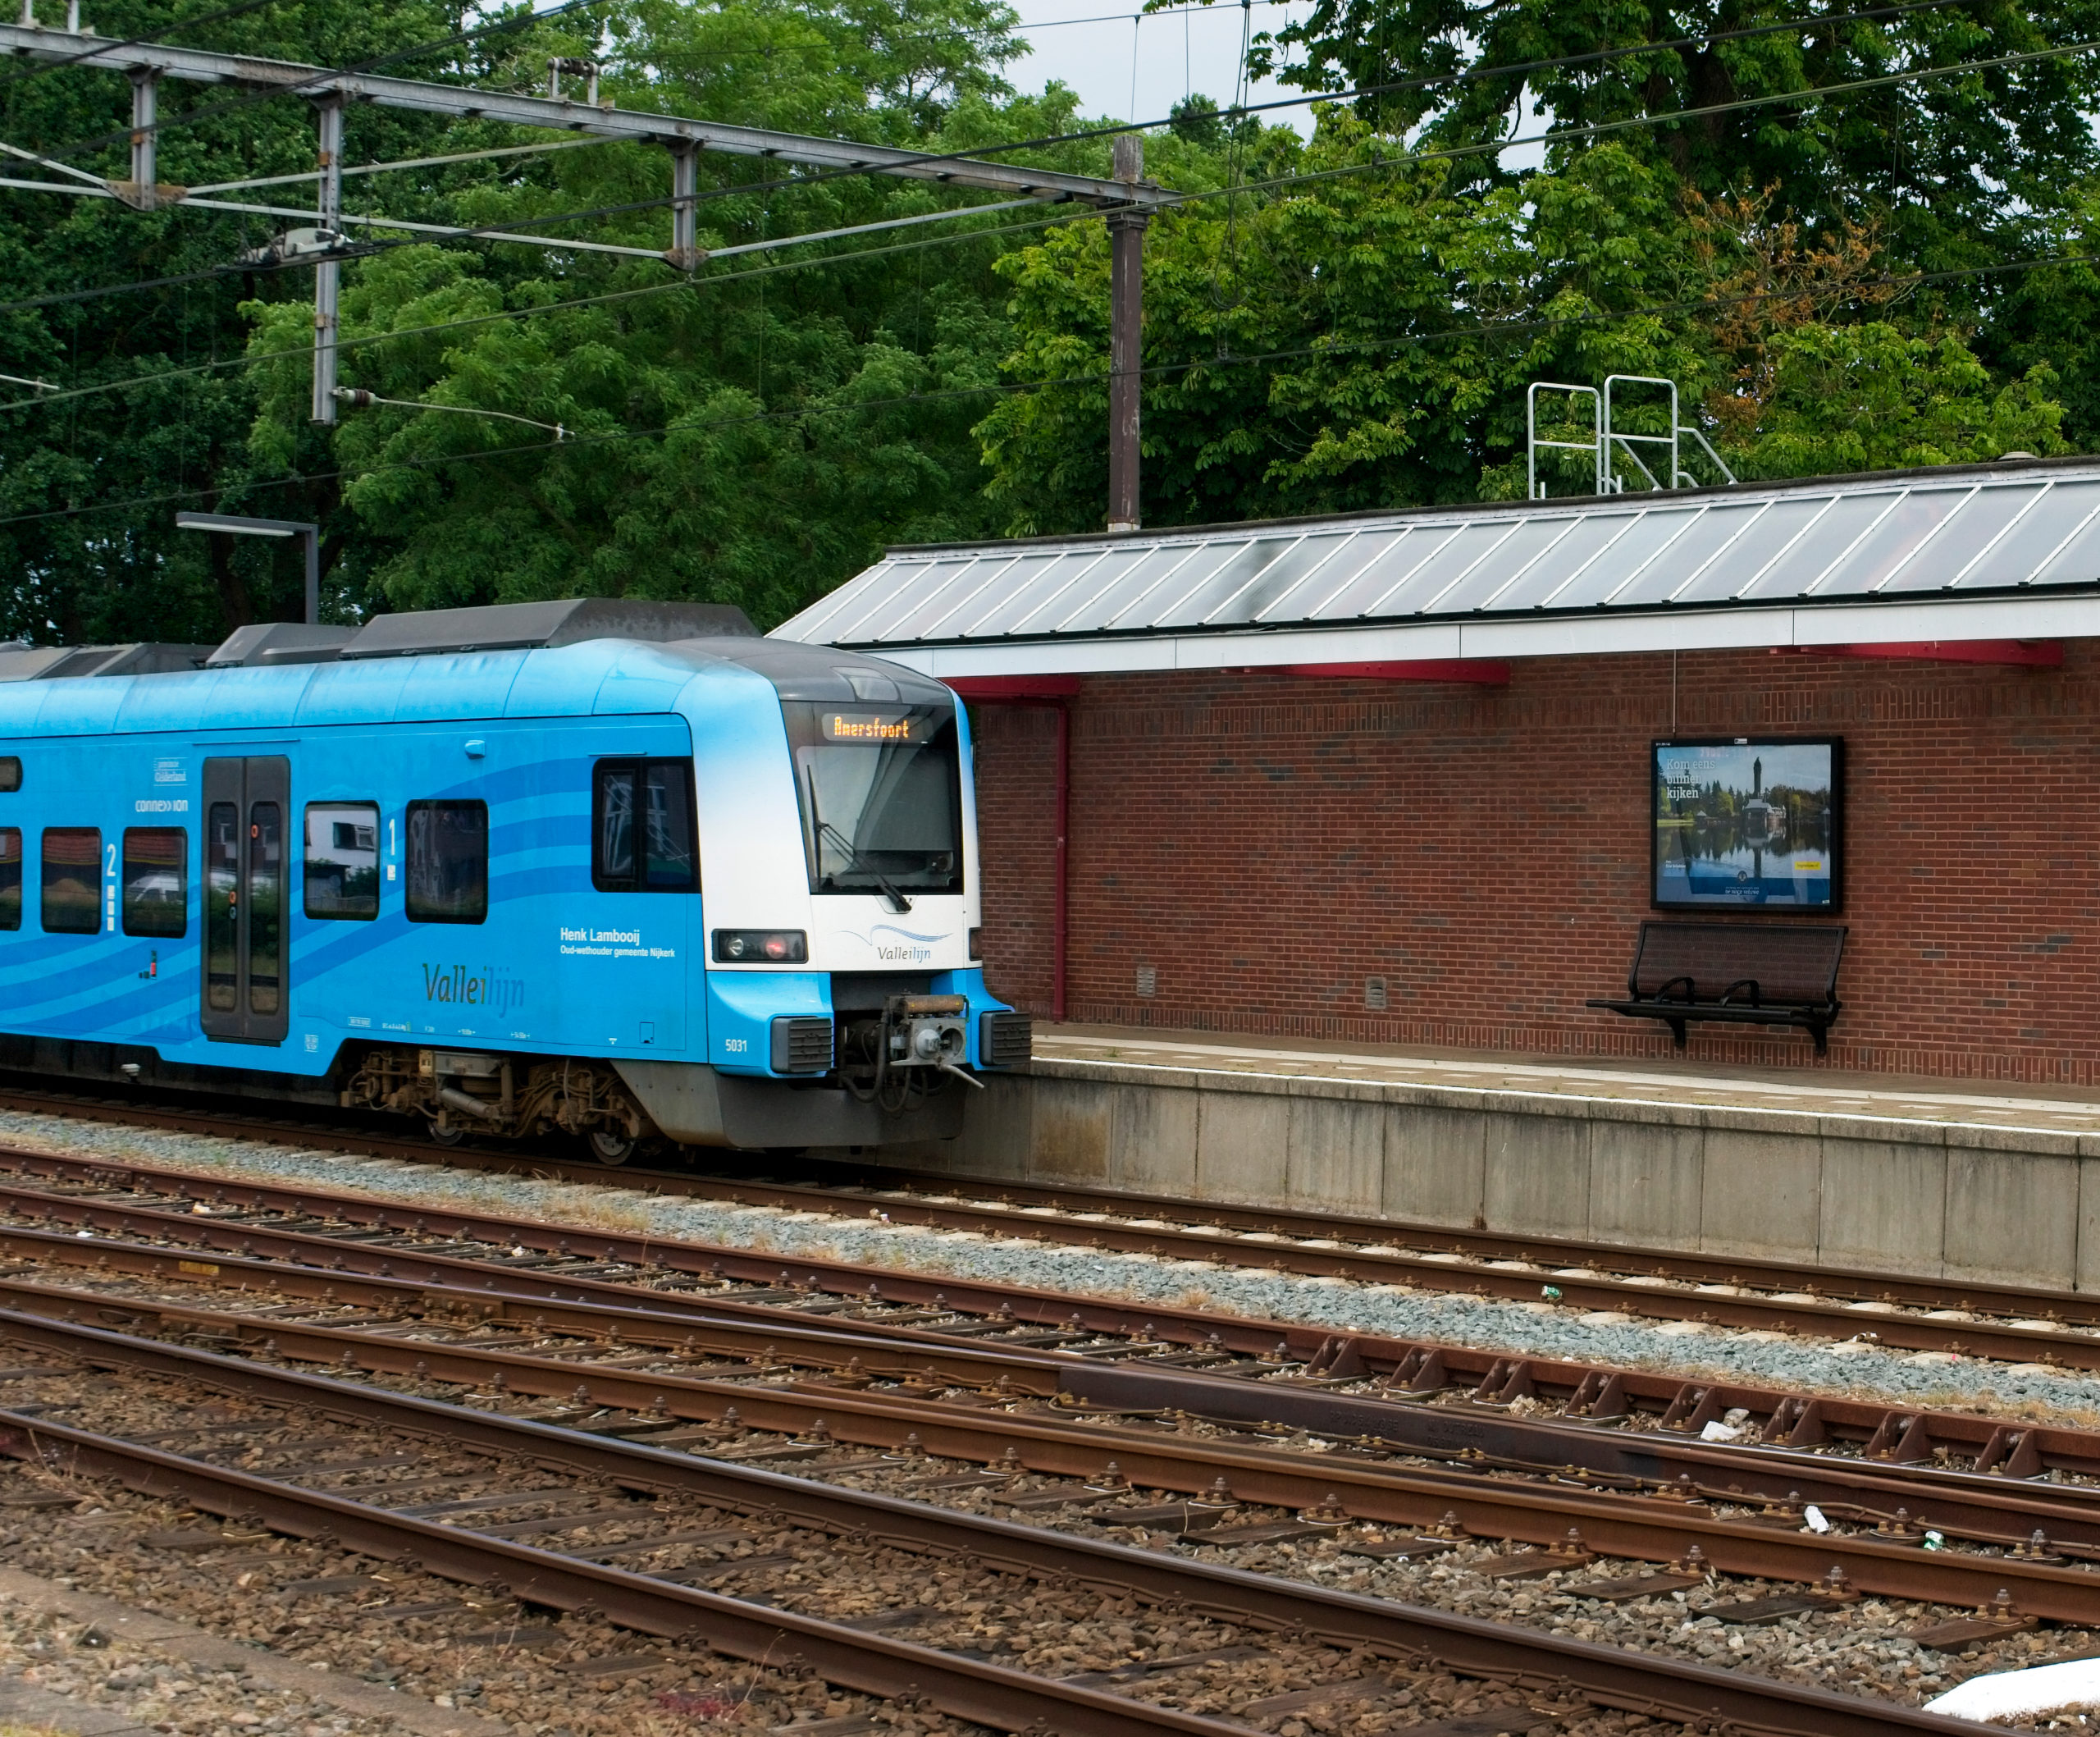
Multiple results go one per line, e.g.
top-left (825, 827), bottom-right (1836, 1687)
top-left (968, 643), bottom-right (2100, 1083)
top-left (973, 702), bottom-right (1061, 1012)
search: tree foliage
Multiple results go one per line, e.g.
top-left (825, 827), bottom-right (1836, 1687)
top-left (980, 0), bottom-right (2099, 536)
top-left (0, 0), bottom-right (2090, 637)
top-left (0, 0), bottom-right (1078, 639)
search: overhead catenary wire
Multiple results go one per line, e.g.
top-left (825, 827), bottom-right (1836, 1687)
top-left (870, 0), bottom-right (1294, 48)
top-left (0, 172), bottom-right (1071, 317)
top-left (746, 0), bottom-right (2048, 185)
top-left (187, 134), bottom-right (609, 197)
top-left (0, 165), bottom-right (1065, 263)
top-left (0, 0), bottom-right (2009, 322)
top-left (24, 0), bottom-right (621, 168)
top-left (0, 0), bottom-right (1992, 207)
top-left (0, 202), bottom-right (1105, 415)
top-left (0, 11), bottom-right (2066, 340)
top-left (0, 30), bottom-right (2089, 415)
top-left (2, 237), bottom-right (2096, 536)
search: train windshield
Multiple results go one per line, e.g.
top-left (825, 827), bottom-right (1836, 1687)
top-left (783, 701), bottom-right (963, 896)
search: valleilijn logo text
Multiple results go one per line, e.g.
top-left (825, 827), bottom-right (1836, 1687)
top-left (422, 963), bottom-right (527, 1016)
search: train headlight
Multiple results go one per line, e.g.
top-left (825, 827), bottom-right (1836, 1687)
top-left (712, 929), bottom-right (809, 963)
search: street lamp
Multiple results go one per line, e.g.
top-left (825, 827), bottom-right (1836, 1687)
top-left (176, 512), bottom-right (320, 626)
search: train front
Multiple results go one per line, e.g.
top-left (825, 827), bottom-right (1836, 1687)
top-left (623, 639), bottom-right (1027, 1153)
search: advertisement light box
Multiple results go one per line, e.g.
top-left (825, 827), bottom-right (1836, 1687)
top-left (1652, 738), bottom-right (1842, 909)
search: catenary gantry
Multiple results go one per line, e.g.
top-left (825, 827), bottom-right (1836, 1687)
top-left (0, 16), bottom-right (1166, 473)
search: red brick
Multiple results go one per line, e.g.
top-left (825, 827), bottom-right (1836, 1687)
top-left (968, 647), bottom-right (2100, 1086)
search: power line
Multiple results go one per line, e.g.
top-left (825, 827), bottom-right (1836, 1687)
top-left (1230, 34), bottom-right (2100, 197)
top-left (29, 0), bottom-right (619, 167)
top-left (0, 0), bottom-right (1989, 226)
top-left (1, 238), bottom-right (2094, 537)
top-left (518, 0), bottom-right (1993, 210)
top-left (0, 201), bottom-right (1102, 413)
top-left (0, 0), bottom-right (2007, 330)
top-left (881, 0), bottom-right (1294, 45)
top-left (0, 29), bottom-right (2087, 413)
top-left (0, 8), bottom-right (2057, 341)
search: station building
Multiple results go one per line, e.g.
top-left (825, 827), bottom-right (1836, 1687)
top-left (774, 454), bottom-right (2100, 1288)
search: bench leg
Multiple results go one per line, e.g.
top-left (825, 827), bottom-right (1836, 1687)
top-left (1809, 1020), bottom-right (1829, 1058)
top-left (1666, 1017), bottom-right (1687, 1049)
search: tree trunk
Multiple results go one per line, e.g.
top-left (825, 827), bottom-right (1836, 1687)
top-left (208, 532), bottom-right (253, 632)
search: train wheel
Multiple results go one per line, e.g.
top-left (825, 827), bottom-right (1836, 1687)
top-left (587, 1128), bottom-right (635, 1166)
top-left (427, 1122), bottom-right (465, 1148)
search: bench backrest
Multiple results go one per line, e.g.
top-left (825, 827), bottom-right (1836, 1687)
top-left (1628, 921), bottom-right (1847, 1005)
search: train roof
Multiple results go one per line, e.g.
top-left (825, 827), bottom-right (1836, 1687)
top-left (0, 598), bottom-right (952, 738)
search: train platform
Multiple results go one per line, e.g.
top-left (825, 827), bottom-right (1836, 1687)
top-left (938, 1026), bottom-right (2100, 1294)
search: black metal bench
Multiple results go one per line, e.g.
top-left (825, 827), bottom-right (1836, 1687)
top-left (1587, 921), bottom-right (1847, 1054)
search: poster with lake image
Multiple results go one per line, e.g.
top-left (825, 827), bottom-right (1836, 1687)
top-left (1652, 739), bottom-right (1839, 908)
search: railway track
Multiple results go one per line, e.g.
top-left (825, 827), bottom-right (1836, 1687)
top-left (8, 1198), bottom-right (2100, 1625)
top-left (2, 1105), bottom-right (2098, 1725)
top-left (0, 1140), bottom-right (2091, 1490)
top-left (9, 1081), bottom-right (2100, 1373)
top-left (0, 1309), bottom-right (2012, 1737)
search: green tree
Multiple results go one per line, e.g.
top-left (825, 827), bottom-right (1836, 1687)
top-left (979, 62), bottom-right (2084, 532)
top-left (0, 0), bottom-right (475, 642)
top-left (0, 0), bottom-right (2089, 637)
top-left (0, 0), bottom-right (1077, 638)
top-left (1719, 324), bottom-right (2065, 475)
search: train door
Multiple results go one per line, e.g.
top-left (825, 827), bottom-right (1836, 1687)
top-left (200, 757), bottom-right (290, 1044)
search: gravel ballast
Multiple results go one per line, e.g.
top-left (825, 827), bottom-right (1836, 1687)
top-left (3, 1106), bottom-right (2098, 1427)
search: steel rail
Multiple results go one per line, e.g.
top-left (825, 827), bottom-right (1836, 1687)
top-left (0, 1427), bottom-right (1240, 1736)
top-left (8, 1084), bottom-right (2099, 1355)
top-left (11, 1268), bottom-right (2100, 1620)
top-left (11, 1220), bottom-right (2100, 1558)
top-left (7, 1150), bottom-right (2100, 1483)
top-left (675, 1158), bottom-right (2100, 1325)
top-left (0, 1217), bottom-right (1071, 1388)
top-left (0, 1307), bottom-right (1997, 1737)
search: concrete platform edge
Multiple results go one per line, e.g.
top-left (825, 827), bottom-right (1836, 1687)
top-left (934, 1055), bottom-right (2100, 1289)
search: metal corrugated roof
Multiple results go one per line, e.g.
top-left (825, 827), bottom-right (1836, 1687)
top-left (773, 459), bottom-right (2100, 671)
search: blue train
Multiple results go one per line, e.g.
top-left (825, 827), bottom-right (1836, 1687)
top-left (0, 598), bottom-right (1027, 1159)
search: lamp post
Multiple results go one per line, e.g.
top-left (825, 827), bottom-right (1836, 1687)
top-left (176, 511), bottom-right (320, 626)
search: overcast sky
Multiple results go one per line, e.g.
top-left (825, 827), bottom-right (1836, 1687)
top-left (1001, 0), bottom-right (1312, 134)
top-left (997, 1), bottom-right (1550, 171)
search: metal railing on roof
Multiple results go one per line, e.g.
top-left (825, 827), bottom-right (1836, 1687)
top-left (1527, 376), bottom-right (1737, 499)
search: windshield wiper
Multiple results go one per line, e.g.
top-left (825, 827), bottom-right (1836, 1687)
top-left (803, 766), bottom-right (915, 913)
top-left (816, 817), bottom-right (913, 913)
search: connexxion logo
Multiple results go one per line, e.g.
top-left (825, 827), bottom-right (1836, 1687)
top-left (422, 963), bottom-right (527, 1016)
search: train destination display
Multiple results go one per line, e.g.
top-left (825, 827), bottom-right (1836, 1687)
top-left (1651, 738), bottom-right (1841, 909)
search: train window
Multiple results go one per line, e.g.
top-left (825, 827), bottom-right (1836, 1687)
top-left (205, 804), bottom-right (237, 1010)
top-left (0, 829), bottom-right (17, 930)
top-left (781, 702), bottom-right (963, 898)
top-left (405, 800), bottom-right (487, 924)
top-left (248, 802), bottom-right (282, 1014)
top-left (0, 758), bottom-right (18, 793)
top-left (40, 827), bottom-right (100, 935)
top-left (304, 802), bottom-right (380, 920)
top-left (121, 828), bottom-right (187, 938)
top-left (591, 759), bottom-right (697, 893)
